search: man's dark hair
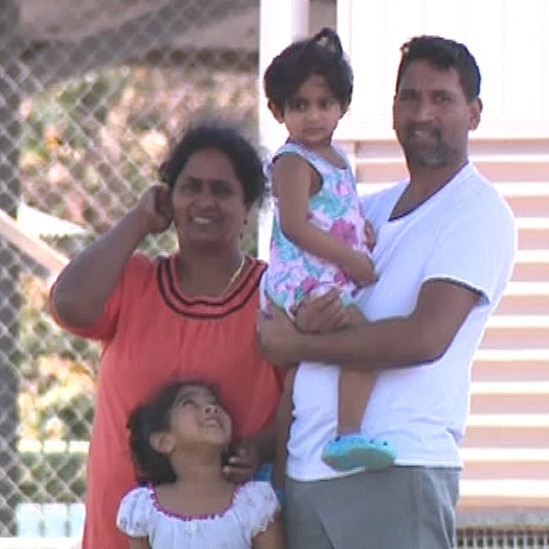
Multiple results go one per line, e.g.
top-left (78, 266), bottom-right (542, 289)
top-left (395, 35), bottom-right (481, 102)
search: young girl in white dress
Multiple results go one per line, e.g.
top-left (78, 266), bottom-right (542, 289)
top-left (116, 380), bottom-right (283, 549)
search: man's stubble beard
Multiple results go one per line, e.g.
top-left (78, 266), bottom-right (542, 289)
top-left (400, 136), bottom-right (461, 169)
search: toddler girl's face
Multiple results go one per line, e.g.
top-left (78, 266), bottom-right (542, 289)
top-left (169, 384), bottom-right (232, 447)
top-left (280, 74), bottom-right (344, 150)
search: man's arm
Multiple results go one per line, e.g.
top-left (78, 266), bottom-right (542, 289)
top-left (258, 279), bottom-right (481, 371)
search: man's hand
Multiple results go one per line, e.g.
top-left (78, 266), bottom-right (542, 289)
top-left (295, 288), bottom-right (348, 333)
top-left (258, 292), bottom-right (351, 364)
top-left (257, 302), bottom-right (301, 365)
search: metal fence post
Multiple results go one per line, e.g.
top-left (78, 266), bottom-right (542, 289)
top-left (0, 0), bottom-right (23, 535)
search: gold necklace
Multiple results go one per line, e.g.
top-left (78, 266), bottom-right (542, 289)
top-left (221, 255), bottom-right (246, 295)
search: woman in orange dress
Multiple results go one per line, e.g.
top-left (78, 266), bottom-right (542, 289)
top-left (49, 122), bottom-right (283, 549)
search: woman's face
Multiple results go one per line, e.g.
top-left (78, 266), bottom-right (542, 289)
top-left (171, 148), bottom-right (248, 249)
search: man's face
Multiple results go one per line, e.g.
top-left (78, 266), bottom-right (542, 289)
top-left (392, 59), bottom-right (481, 169)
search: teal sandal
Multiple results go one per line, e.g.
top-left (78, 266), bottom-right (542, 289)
top-left (321, 433), bottom-right (396, 471)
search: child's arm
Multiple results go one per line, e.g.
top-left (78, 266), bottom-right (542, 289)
top-left (273, 154), bottom-right (375, 287)
top-left (127, 537), bottom-right (151, 549)
top-left (252, 515), bottom-right (286, 549)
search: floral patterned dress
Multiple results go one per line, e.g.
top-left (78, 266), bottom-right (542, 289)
top-left (264, 141), bottom-right (369, 314)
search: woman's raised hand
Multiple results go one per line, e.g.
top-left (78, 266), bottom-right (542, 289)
top-left (137, 184), bottom-right (173, 235)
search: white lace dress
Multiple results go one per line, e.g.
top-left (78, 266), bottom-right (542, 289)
top-left (116, 481), bottom-right (279, 548)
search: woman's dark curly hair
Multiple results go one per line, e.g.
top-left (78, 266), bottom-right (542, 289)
top-left (127, 380), bottom-right (223, 485)
top-left (159, 121), bottom-right (267, 208)
top-left (263, 27), bottom-right (353, 113)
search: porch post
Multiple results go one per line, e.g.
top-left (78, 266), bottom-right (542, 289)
top-left (257, 0), bottom-right (309, 260)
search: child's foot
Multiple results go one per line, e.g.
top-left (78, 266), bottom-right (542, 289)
top-left (321, 433), bottom-right (396, 471)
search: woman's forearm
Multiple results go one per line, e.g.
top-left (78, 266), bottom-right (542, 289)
top-left (52, 208), bottom-right (151, 326)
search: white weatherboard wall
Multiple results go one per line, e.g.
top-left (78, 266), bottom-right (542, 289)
top-left (335, 0), bottom-right (549, 140)
top-left (257, 0), bottom-right (310, 260)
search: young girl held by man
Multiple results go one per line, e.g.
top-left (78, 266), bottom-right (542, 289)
top-left (261, 28), bottom-right (397, 488)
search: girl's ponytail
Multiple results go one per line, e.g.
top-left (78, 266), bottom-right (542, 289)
top-left (311, 27), bottom-right (343, 59)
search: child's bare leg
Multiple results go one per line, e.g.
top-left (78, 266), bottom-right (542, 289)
top-left (273, 367), bottom-right (296, 493)
top-left (338, 305), bottom-right (375, 435)
top-left (321, 304), bottom-right (396, 471)
top-left (337, 370), bottom-right (376, 435)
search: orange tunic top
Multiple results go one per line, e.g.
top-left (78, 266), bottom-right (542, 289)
top-left (50, 254), bottom-right (283, 549)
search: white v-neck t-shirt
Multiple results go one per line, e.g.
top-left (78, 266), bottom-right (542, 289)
top-left (287, 163), bottom-right (516, 481)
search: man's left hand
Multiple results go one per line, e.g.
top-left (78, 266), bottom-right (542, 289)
top-left (257, 302), bottom-right (300, 365)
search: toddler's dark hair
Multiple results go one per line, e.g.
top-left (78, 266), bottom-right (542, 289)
top-left (263, 27), bottom-right (353, 112)
top-left (127, 380), bottom-right (221, 485)
top-left (159, 121), bottom-right (267, 208)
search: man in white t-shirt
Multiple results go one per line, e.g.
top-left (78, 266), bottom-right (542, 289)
top-left (258, 35), bottom-right (516, 549)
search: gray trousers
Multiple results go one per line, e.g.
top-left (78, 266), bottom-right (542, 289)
top-left (284, 466), bottom-right (460, 549)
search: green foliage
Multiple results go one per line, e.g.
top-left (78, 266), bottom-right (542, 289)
top-left (19, 450), bottom-right (87, 503)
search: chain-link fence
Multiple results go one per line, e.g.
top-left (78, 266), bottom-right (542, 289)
top-left (0, 0), bottom-right (283, 539)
